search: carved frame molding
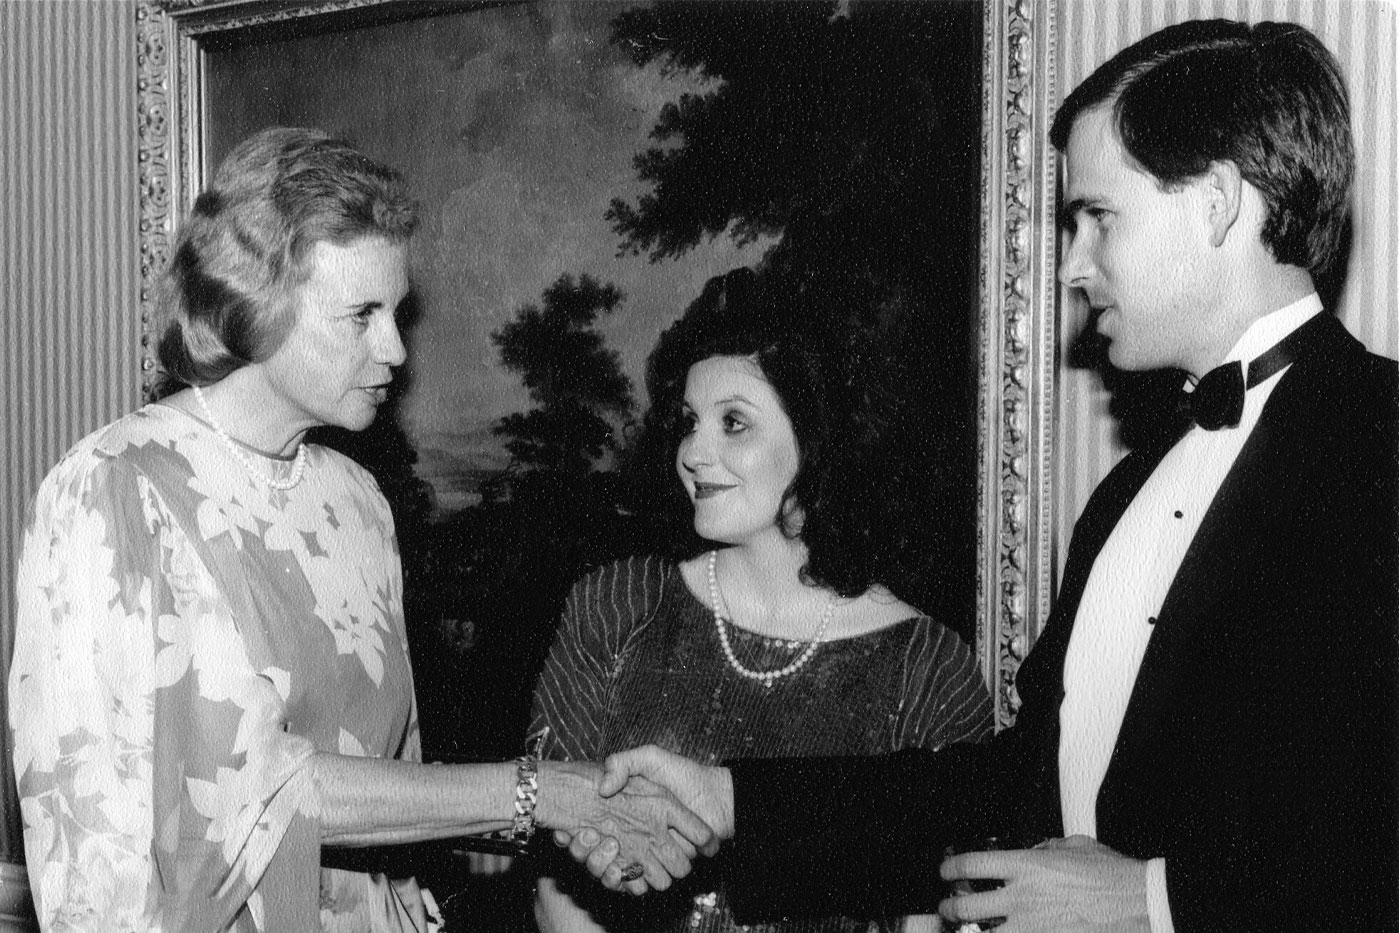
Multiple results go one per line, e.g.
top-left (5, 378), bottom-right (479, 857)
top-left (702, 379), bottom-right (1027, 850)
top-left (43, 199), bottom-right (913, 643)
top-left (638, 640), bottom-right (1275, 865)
top-left (135, 0), bottom-right (1063, 730)
top-left (977, 0), bottom-right (1059, 729)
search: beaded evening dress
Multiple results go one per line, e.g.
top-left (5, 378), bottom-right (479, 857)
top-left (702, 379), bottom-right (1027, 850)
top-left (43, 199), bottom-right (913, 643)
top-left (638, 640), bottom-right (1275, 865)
top-left (531, 555), bottom-right (993, 933)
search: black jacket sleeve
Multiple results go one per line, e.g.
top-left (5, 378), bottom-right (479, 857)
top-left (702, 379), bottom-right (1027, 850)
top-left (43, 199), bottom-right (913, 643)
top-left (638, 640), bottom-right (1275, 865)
top-left (721, 725), bottom-right (1049, 920)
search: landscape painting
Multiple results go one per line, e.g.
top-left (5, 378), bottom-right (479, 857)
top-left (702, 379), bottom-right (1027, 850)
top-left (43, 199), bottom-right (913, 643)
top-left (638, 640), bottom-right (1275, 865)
top-left (196, 0), bottom-right (985, 762)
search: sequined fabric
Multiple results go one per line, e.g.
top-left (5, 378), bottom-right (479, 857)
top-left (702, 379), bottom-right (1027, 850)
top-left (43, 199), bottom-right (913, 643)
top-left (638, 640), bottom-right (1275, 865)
top-left (532, 556), bottom-right (993, 933)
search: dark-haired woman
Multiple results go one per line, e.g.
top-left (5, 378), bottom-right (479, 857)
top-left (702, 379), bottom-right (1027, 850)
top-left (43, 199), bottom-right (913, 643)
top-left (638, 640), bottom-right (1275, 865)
top-left (7, 127), bottom-right (708, 933)
top-left (530, 273), bottom-right (992, 933)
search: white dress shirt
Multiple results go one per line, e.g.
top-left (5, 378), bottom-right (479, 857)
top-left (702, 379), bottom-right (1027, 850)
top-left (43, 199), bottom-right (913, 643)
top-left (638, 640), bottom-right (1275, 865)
top-left (1056, 293), bottom-right (1325, 933)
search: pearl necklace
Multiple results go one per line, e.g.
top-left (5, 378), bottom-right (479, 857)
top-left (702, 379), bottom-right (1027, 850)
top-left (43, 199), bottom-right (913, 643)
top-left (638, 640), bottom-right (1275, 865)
top-left (192, 384), bottom-right (307, 490)
top-left (707, 549), bottom-right (835, 688)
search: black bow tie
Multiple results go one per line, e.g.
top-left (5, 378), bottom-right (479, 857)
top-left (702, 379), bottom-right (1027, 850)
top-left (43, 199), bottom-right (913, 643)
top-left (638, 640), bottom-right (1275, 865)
top-left (1179, 313), bottom-right (1326, 430)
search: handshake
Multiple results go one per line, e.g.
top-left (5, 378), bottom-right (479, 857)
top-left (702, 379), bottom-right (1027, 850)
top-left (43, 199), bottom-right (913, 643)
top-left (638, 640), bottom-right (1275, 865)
top-left (536, 745), bottom-right (732, 895)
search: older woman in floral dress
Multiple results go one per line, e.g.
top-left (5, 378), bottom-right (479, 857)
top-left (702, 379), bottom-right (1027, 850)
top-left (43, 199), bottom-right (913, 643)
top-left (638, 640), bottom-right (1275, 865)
top-left (7, 127), bottom-right (710, 932)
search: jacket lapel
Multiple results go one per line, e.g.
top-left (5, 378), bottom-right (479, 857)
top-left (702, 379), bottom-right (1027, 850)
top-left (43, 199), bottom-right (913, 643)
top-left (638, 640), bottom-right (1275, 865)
top-left (1010, 427), bottom-right (1183, 838)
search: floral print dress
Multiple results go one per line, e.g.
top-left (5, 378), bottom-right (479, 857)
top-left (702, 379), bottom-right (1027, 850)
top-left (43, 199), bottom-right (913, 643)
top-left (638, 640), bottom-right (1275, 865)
top-left (8, 404), bottom-right (435, 932)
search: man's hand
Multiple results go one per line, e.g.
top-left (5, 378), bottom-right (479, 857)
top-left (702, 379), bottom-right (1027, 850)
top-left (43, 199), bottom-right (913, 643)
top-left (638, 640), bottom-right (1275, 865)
top-left (939, 835), bottom-right (1152, 933)
top-left (554, 746), bottom-right (733, 893)
top-left (535, 760), bottom-right (715, 895)
top-left (600, 745), bottom-right (735, 839)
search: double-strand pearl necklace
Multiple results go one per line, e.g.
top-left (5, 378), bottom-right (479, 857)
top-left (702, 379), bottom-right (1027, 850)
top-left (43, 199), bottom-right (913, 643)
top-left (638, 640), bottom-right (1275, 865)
top-left (707, 549), bottom-right (835, 688)
top-left (192, 384), bottom-right (307, 490)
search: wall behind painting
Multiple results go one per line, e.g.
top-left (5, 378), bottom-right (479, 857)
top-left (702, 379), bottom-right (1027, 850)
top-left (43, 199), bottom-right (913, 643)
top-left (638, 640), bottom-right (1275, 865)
top-left (1053, 0), bottom-right (1398, 581)
top-left (0, 0), bottom-right (139, 867)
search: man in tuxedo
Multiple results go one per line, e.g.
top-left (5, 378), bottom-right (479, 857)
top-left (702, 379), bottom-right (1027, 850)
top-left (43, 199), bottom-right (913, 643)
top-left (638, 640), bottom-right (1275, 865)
top-left (576, 19), bottom-right (1398, 932)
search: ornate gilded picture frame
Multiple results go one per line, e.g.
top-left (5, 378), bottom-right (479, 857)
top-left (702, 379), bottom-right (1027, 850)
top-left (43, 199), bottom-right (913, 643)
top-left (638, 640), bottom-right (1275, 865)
top-left (136, 0), bottom-right (1061, 730)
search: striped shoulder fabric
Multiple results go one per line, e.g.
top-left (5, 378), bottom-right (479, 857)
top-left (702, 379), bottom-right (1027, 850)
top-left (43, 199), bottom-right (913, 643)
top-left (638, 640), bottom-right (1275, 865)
top-left (530, 555), bottom-right (673, 762)
top-left (891, 620), bottom-right (994, 752)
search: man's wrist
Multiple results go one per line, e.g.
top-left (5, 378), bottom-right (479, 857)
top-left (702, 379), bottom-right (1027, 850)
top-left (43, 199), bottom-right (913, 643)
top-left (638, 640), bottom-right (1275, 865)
top-left (1144, 858), bottom-right (1175, 933)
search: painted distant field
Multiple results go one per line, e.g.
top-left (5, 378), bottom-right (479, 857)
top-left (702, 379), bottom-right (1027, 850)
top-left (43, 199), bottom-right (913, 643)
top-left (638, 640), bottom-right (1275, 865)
top-left (412, 424), bottom-right (510, 516)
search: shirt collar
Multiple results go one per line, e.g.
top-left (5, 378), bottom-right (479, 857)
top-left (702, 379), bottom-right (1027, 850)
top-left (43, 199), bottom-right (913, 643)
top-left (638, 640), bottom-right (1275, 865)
top-left (1221, 293), bottom-right (1324, 366)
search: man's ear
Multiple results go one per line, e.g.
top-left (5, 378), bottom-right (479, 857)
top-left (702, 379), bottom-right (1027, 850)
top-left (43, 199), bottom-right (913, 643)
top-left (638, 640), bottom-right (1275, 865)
top-left (1202, 160), bottom-right (1243, 248)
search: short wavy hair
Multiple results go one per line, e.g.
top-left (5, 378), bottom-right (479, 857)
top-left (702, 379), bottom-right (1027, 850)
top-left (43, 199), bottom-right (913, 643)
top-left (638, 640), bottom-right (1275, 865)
top-left (154, 127), bottom-right (418, 392)
top-left (1050, 19), bottom-right (1353, 278)
top-left (628, 268), bottom-right (952, 602)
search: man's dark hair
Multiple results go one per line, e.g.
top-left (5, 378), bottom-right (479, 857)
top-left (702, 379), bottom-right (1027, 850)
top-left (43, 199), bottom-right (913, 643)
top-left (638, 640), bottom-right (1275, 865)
top-left (1050, 19), bottom-right (1353, 278)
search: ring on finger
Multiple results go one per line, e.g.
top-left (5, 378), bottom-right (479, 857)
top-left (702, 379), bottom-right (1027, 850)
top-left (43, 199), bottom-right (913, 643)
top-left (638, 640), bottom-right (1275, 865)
top-left (619, 862), bottom-right (645, 882)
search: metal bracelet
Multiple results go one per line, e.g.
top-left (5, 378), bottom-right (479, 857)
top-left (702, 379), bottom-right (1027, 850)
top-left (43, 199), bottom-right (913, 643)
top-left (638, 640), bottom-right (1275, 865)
top-left (510, 754), bottom-right (539, 844)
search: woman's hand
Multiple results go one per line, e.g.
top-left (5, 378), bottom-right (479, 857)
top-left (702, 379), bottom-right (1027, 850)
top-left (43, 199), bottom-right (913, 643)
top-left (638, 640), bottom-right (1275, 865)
top-left (536, 760), bottom-right (716, 895)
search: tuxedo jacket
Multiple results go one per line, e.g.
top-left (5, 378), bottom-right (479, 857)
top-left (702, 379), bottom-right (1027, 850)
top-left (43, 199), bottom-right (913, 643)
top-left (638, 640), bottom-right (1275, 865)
top-left (721, 315), bottom-right (1398, 931)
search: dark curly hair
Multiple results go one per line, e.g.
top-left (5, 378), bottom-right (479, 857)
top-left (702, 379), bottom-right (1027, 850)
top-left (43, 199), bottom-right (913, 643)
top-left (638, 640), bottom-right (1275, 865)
top-left (625, 268), bottom-right (958, 606)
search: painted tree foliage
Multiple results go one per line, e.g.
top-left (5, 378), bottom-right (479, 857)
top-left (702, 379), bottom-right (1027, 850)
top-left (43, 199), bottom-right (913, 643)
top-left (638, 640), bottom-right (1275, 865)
top-left (413, 275), bottom-right (641, 761)
top-left (490, 273), bottom-right (635, 480)
top-left (608, 0), bottom-right (982, 329)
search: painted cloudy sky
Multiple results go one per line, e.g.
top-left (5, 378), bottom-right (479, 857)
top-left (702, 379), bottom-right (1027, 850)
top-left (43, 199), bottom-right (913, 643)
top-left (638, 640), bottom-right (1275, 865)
top-left (209, 1), bottom-right (769, 510)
